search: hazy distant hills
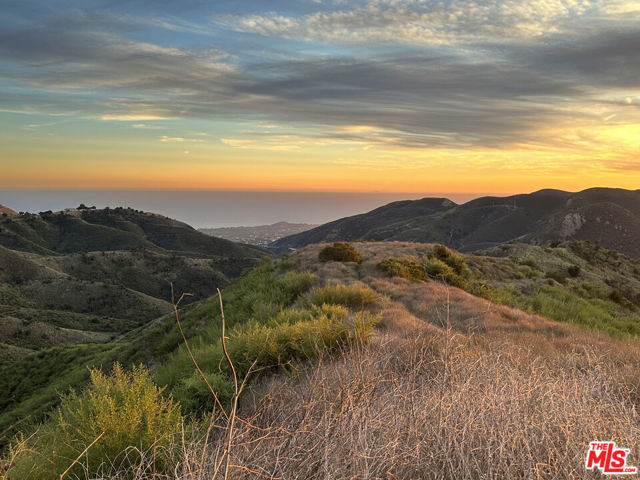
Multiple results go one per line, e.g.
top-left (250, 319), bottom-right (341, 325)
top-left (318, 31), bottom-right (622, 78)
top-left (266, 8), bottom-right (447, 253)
top-left (272, 188), bottom-right (640, 257)
top-left (200, 221), bottom-right (319, 246)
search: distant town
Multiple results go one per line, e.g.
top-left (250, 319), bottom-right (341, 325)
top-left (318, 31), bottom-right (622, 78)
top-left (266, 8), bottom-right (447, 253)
top-left (200, 221), bottom-right (318, 247)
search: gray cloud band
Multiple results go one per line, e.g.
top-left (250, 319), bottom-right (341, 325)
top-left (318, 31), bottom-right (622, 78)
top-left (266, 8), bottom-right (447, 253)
top-left (0, 7), bottom-right (638, 150)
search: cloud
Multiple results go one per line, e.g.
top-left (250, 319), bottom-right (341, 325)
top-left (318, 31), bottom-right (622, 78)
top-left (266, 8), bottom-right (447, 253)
top-left (1, 3), bottom-right (639, 153)
top-left (102, 113), bottom-right (173, 121)
top-left (515, 29), bottom-right (640, 89)
top-left (0, 13), bottom-right (233, 93)
top-left (160, 136), bottom-right (203, 143)
top-left (131, 123), bottom-right (164, 129)
top-left (215, 0), bottom-right (598, 45)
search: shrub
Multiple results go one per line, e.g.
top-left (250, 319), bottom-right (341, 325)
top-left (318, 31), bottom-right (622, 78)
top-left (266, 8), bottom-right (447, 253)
top-left (318, 242), bottom-right (362, 263)
top-left (426, 259), bottom-right (469, 289)
top-left (228, 304), bottom-right (380, 375)
top-left (310, 283), bottom-right (379, 308)
top-left (378, 258), bottom-right (428, 282)
top-left (519, 266), bottom-right (540, 279)
top-left (426, 258), bottom-right (453, 278)
top-left (520, 258), bottom-right (540, 270)
top-left (428, 244), bottom-right (469, 277)
top-left (545, 269), bottom-right (567, 284)
top-left (567, 265), bottom-right (581, 278)
top-left (168, 302), bottom-right (380, 411)
top-left (11, 364), bottom-right (181, 479)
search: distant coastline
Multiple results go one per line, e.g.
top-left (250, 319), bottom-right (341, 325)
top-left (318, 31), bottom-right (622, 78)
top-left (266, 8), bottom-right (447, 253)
top-left (0, 190), bottom-right (501, 228)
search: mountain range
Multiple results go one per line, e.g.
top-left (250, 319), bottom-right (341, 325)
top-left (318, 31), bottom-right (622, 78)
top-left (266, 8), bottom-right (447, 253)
top-left (271, 188), bottom-right (640, 258)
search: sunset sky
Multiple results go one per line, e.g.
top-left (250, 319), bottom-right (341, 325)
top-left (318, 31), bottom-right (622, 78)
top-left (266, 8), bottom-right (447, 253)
top-left (1, 0), bottom-right (639, 193)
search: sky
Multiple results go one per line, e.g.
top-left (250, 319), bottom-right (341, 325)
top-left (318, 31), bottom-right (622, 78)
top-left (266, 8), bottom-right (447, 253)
top-left (1, 0), bottom-right (639, 193)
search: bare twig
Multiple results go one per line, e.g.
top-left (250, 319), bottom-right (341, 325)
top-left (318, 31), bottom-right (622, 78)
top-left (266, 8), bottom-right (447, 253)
top-left (59, 431), bottom-right (104, 480)
top-left (170, 283), bottom-right (229, 422)
top-left (217, 287), bottom-right (239, 480)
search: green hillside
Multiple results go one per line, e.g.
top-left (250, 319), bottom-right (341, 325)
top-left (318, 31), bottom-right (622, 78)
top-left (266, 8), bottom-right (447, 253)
top-left (0, 207), bottom-right (265, 257)
top-left (0, 207), bottom-right (268, 434)
top-left (5, 241), bottom-right (640, 479)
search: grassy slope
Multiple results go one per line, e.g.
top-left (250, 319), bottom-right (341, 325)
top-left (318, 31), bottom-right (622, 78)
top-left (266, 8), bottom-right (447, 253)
top-left (12, 241), bottom-right (640, 479)
top-left (208, 242), bottom-right (639, 479)
top-left (0, 209), bottom-right (270, 442)
top-left (468, 240), bottom-right (640, 337)
top-left (6, 241), bottom-right (640, 478)
top-left (7, 240), bottom-right (640, 477)
top-left (0, 259), bottom-right (309, 443)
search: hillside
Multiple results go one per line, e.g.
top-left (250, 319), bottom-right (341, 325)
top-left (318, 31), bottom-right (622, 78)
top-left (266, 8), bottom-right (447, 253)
top-left (0, 208), bottom-right (267, 363)
top-left (272, 188), bottom-right (640, 257)
top-left (0, 206), bottom-right (266, 257)
top-left (6, 240), bottom-right (640, 478)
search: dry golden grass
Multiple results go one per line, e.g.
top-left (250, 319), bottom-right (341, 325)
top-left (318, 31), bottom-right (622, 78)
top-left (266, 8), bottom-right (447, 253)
top-left (19, 242), bottom-right (640, 479)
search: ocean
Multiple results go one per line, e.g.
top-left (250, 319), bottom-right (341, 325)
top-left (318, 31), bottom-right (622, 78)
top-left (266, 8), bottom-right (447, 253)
top-left (0, 190), bottom-right (498, 228)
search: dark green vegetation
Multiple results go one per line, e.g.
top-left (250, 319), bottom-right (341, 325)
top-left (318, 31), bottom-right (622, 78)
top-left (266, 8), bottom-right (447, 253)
top-left (5, 258), bottom-right (379, 478)
top-left (378, 257), bottom-right (429, 282)
top-left (0, 208), bottom-right (266, 356)
top-left (318, 242), bottom-right (362, 263)
top-left (154, 261), bottom-right (378, 412)
top-left (378, 241), bottom-right (640, 338)
top-left (0, 207), bottom-right (268, 444)
top-left (272, 188), bottom-right (640, 258)
top-left (0, 207), bottom-right (265, 257)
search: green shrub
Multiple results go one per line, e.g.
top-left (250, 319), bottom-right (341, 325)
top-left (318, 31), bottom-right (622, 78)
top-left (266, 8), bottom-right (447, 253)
top-left (426, 259), bottom-right (469, 289)
top-left (430, 244), bottom-right (450, 261)
top-left (174, 370), bottom-right (234, 413)
top-left (310, 283), bottom-right (379, 308)
top-left (545, 269), bottom-right (567, 284)
top-left (153, 262), bottom-right (316, 405)
top-left (518, 266), bottom-right (540, 279)
top-left (318, 242), bottom-right (362, 263)
top-left (167, 302), bottom-right (380, 411)
top-left (567, 265), bottom-right (581, 278)
top-left (229, 304), bottom-right (379, 374)
top-left (426, 258), bottom-right (453, 278)
top-left (429, 244), bottom-right (469, 277)
top-left (378, 258), bottom-right (428, 282)
top-left (520, 258), bottom-right (540, 270)
top-left (11, 363), bottom-right (181, 479)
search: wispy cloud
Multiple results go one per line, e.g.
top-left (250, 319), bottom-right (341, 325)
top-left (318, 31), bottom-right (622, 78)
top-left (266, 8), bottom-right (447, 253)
top-left (1, 0), bottom-right (639, 154)
top-left (131, 123), bottom-right (164, 129)
top-left (160, 136), bottom-right (203, 143)
top-left (216, 0), bottom-right (598, 45)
